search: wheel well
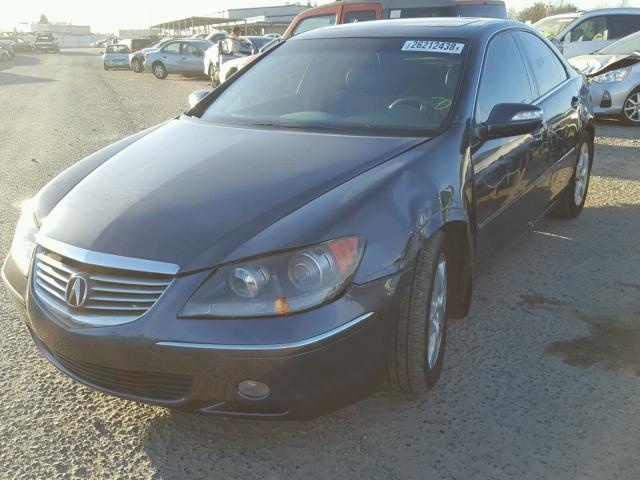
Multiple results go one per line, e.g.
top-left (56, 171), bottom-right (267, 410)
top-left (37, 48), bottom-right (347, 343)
top-left (441, 221), bottom-right (472, 319)
top-left (152, 61), bottom-right (163, 68)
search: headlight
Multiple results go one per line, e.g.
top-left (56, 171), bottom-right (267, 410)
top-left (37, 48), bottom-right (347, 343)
top-left (180, 236), bottom-right (365, 318)
top-left (10, 199), bottom-right (39, 276)
top-left (591, 67), bottom-right (631, 84)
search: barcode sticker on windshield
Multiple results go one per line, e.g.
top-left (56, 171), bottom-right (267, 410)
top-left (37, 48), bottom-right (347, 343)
top-left (401, 40), bottom-right (464, 54)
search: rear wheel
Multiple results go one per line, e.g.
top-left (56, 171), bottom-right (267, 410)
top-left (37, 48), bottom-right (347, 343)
top-left (153, 62), bottom-right (167, 79)
top-left (621, 89), bottom-right (640, 126)
top-left (550, 133), bottom-right (593, 219)
top-left (103, 63), bottom-right (109, 71)
top-left (386, 231), bottom-right (449, 394)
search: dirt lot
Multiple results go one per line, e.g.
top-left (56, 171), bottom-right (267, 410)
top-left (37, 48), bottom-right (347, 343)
top-left (1, 49), bottom-right (639, 480)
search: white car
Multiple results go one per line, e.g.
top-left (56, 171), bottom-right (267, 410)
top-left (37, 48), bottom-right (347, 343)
top-left (534, 8), bottom-right (640, 58)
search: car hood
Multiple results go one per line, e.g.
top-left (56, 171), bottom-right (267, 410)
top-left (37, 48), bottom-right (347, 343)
top-left (570, 53), bottom-right (640, 76)
top-left (39, 118), bottom-right (424, 273)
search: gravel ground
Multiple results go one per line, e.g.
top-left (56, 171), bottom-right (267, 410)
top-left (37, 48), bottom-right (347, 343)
top-left (1, 49), bottom-right (639, 480)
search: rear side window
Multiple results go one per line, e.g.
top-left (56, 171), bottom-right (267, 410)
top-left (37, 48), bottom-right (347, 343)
top-left (608, 15), bottom-right (640, 40)
top-left (344, 10), bottom-right (377, 23)
top-left (570, 16), bottom-right (608, 42)
top-left (476, 32), bottom-right (533, 123)
top-left (516, 31), bottom-right (567, 97)
top-left (292, 14), bottom-right (337, 36)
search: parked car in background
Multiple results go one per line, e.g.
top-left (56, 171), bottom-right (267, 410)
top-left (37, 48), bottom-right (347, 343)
top-left (284, 0), bottom-right (506, 37)
top-left (534, 8), bottom-right (640, 58)
top-left (570, 30), bottom-right (640, 125)
top-left (144, 39), bottom-right (212, 79)
top-left (0, 46), bottom-right (11, 61)
top-left (129, 38), bottom-right (174, 73)
top-left (3, 18), bottom-right (595, 418)
top-left (0, 37), bottom-right (32, 52)
top-left (102, 44), bottom-right (131, 71)
top-left (33, 33), bottom-right (60, 53)
top-left (191, 33), bottom-right (209, 39)
top-left (0, 43), bottom-right (15, 59)
top-left (120, 38), bottom-right (153, 53)
top-left (205, 36), bottom-right (273, 85)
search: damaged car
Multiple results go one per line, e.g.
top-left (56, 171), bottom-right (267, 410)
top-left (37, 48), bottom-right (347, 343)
top-left (570, 30), bottom-right (640, 125)
top-left (3, 18), bottom-right (595, 418)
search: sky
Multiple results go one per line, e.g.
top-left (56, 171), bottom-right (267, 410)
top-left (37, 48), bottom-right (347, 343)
top-left (2, 0), bottom-right (640, 34)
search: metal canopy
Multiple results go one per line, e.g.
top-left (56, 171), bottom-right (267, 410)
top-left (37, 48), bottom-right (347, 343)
top-left (150, 16), bottom-right (243, 30)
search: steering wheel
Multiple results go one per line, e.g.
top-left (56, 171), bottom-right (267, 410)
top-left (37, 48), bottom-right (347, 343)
top-left (388, 96), bottom-right (449, 122)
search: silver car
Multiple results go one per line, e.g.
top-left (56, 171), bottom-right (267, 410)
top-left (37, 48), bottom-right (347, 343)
top-left (534, 8), bottom-right (640, 59)
top-left (144, 39), bottom-right (212, 79)
top-left (570, 31), bottom-right (640, 125)
top-left (102, 44), bottom-right (131, 70)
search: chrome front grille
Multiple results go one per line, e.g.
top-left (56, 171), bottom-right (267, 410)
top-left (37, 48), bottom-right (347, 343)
top-left (33, 248), bottom-right (173, 327)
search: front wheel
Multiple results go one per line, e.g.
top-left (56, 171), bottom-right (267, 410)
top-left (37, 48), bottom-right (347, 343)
top-left (387, 231), bottom-right (449, 394)
top-left (153, 62), bottom-right (167, 79)
top-left (550, 133), bottom-right (593, 219)
top-left (620, 89), bottom-right (640, 126)
top-left (131, 58), bottom-right (143, 73)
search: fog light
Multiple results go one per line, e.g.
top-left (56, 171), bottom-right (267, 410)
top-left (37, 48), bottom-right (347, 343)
top-left (600, 90), bottom-right (612, 108)
top-left (238, 380), bottom-right (270, 400)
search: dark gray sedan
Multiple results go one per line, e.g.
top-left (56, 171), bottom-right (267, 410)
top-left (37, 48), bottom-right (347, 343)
top-left (3, 18), bottom-right (594, 418)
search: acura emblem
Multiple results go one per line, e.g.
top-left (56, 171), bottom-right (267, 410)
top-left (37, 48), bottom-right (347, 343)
top-left (65, 275), bottom-right (89, 308)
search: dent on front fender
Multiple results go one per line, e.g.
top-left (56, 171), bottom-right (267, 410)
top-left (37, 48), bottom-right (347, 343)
top-left (221, 131), bottom-right (467, 285)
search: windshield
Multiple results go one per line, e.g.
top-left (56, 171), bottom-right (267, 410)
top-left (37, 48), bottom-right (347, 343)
top-left (598, 30), bottom-right (640, 55)
top-left (106, 45), bottom-right (129, 54)
top-left (199, 37), bottom-right (467, 136)
top-left (534, 17), bottom-right (575, 39)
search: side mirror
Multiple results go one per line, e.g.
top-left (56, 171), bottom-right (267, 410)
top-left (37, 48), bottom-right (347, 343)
top-left (475, 103), bottom-right (544, 141)
top-left (188, 89), bottom-right (209, 108)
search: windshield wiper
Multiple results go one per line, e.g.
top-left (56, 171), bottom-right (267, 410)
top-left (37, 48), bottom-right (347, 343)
top-left (251, 122), bottom-right (351, 133)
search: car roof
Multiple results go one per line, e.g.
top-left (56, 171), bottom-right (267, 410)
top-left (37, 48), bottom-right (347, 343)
top-left (297, 17), bottom-right (514, 40)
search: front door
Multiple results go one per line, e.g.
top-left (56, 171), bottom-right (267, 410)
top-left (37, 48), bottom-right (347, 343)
top-left (471, 31), bottom-right (547, 262)
top-left (160, 41), bottom-right (181, 72)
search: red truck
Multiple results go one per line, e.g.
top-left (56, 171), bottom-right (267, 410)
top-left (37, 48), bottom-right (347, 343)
top-left (283, 0), bottom-right (507, 37)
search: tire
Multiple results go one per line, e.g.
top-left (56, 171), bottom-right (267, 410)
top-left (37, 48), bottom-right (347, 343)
top-left (620, 88), bottom-right (640, 126)
top-left (103, 63), bottom-right (108, 71)
top-left (131, 58), bottom-right (142, 73)
top-left (386, 231), bottom-right (449, 394)
top-left (550, 132), bottom-right (593, 219)
top-left (152, 62), bottom-right (167, 79)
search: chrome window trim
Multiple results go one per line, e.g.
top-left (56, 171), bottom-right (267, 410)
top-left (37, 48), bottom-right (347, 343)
top-left (35, 236), bottom-right (180, 275)
top-left (156, 312), bottom-right (376, 352)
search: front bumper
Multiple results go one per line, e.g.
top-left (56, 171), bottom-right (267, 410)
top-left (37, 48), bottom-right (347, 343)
top-left (588, 79), bottom-right (634, 117)
top-left (3, 253), bottom-right (408, 418)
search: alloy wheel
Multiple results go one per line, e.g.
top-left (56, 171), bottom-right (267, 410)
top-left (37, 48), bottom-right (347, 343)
top-left (574, 142), bottom-right (589, 206)
top-left (623, 92), bottom-right (640, 123)
top-left (427, 254), bottom-right (447, 369)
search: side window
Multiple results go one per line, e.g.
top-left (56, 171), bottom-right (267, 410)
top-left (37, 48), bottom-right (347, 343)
top-left (515, 31), bottom-right (567, 97)
top-left (343, 10), bottom-right (377, 23)
top-left (570, 16), bottom-right (608, 42)
top-left (181, 43), bottom-right (198, 55)
top-left (163, 42), bottom-right (180, 54)
top-left (292, 14), bottom-right (337, 36)
top-left (476, 32), bottom-right (534, 123)
top-left (608, 15), bottom-right (640, 40)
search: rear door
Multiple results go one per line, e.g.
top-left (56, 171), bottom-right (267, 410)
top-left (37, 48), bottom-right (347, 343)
top-left (515, 30), bottom-right (580, 202)
top-left (472, 31), bottom-right (547, 262)
top-left (180, 42), bottom-right (204, 73)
